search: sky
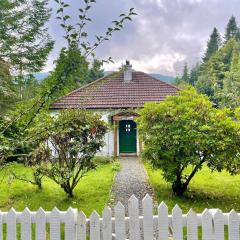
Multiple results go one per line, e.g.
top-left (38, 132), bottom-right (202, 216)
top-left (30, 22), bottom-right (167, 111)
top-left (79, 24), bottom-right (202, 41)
top-left (45, 0), bottom-right (240, 76)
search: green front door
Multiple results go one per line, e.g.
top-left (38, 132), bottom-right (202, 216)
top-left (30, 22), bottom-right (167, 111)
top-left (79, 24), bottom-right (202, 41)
top-left (119, 120), bottom-right (137, 153)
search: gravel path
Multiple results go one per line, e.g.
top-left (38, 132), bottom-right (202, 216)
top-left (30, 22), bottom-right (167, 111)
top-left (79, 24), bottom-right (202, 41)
top-left (110, 157), bottom-right (155, 213)
top-left (110, 157), bottom-right (172, 239)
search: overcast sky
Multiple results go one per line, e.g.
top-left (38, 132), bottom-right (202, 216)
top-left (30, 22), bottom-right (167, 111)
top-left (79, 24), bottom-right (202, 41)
top-left (45, 0), bottom-right (240, 76)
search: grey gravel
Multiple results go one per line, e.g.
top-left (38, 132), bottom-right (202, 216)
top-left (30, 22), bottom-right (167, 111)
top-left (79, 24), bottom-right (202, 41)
top-left (110, 157), bottom-right (155, 214)
top-left (110, 157), bottom-right (173, 240)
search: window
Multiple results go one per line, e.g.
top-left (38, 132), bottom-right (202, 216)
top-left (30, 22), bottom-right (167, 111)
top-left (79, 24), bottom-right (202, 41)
top-left (126, 124), bottom-right (131, 132)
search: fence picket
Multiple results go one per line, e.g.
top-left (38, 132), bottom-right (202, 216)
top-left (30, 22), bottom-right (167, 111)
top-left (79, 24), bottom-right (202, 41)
top-left (158, 201), bottom-right (168, 240)
top-left (202, 209), bottom-right (213, 240)
top-left (128, 195), bottom-right (140, 240)
top-left (172, 204), bottom-right (183, 240)
top-left (65, 208), bottom-right (76, 240)
top-left (50, 207), bottom-right (61, 240)
top-left (90, 211), bottom-right (100, 240)
top-left (187, 209), bottom-right (198, 240)
top-left (0, 195), bottom-right (240, 239)
top-left (114, 202), bottom-right (126, 240)
top-left (102, 207), bottom-right (112, 240)
top-left (142, 194), bottom-right (153, 240)
top-left (21, 207), bottom-right (32, 240)
top-left (36, 207), bottom-right (46, 240)
top-left (0, 211), bottom-right (2, 240)
top-left (6, 208), bottom-right (17, 240)
top-left (76, 211), bottom-right (86, 240)
top-left (213, 209), bottom-right (224, 240)
top-left (228, 209), bottom-right (239, 240)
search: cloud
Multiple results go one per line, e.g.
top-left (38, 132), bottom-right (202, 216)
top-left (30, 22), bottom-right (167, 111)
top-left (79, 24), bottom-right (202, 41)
top-left (44, 0), bottom-right (240, 76)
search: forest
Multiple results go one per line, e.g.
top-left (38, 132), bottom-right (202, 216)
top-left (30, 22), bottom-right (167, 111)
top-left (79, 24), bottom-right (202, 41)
top-left (176, 15), bottom-right (240, 109)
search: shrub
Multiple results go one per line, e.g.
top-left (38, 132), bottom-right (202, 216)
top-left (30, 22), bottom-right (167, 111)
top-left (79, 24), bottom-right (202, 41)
top-left (138, 88), bottom-right (240, 196)
top-left (28, 109), bottom-right (107, 197)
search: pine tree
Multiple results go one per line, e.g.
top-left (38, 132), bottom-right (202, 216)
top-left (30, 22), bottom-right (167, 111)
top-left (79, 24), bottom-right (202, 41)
top-left (224, 16), bottom-right (239, 42)
top-left (87, 59), bottom-right (104, 83)
top-left (182, 63), bottom-right (190, 83)
top-left (189, 62), bottom-right (200, 85)
top-left (203, 28), bottom-right (221, 62)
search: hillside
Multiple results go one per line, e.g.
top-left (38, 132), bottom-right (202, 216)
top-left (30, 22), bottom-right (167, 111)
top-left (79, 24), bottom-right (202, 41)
top-left (35, 72), bottom-right (175, 84)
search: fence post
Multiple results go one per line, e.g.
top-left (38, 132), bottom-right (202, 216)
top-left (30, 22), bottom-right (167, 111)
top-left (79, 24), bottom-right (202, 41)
top-left (36, 207), bottom-right (46, 240)
top-left (114, 202), bottom-right (126, 240)
top-left (128, 195), bottom-right (140, 240)
top-left (50, 207), bottom-right (61, 240)
top-left (90, 211), bottom-right (100, 240)
top-left (202, 209), bottom-right (213, 240)
top-left (6, 208), bottom-right (17, 240)
top-left (21, 207), bottom-right (32, 240)
top-left (228, 209), bottom-right (239, 240)
top-left (102, 207), bottom-right (112, 240)
top-left (76, 211), bottom-right (86, 240)
top-left (212, 209), bottom-right (224, 240)
top-left (172, 204), bottom-right (183, 240)
top-left (187, 209), bottom-right (198, 240)
top-left (65, 207), bottom-right (77, 240)
top-left (142, 194), bottom-right (153, 240)
top-left (158, 201), bottom-right (168, 240)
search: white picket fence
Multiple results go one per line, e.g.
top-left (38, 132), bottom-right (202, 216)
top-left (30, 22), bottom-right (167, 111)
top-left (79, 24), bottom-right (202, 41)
top-left (0, 194), bottom-right (239, 239)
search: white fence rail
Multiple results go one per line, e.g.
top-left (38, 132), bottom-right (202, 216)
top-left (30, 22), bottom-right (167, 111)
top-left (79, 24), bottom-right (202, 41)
top-left (0, 194), bottom-right (239, 239)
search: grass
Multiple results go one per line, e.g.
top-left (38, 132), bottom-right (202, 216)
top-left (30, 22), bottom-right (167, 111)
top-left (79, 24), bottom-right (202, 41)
top-left (144, 162), bottom-right (240, 213)
top-left (0, 158), bottom-right (116, 216)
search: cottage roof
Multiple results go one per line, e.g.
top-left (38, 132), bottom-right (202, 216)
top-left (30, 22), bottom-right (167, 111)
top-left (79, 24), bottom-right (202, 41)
top-left (50, 71), bottom-right (178, 109)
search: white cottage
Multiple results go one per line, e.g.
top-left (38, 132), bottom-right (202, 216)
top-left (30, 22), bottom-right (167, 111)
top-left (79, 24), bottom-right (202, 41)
top-left (51, 61), bottom-right (178, 157)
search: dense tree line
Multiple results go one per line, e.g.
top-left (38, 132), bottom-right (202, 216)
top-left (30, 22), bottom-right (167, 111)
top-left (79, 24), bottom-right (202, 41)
top-left (177, 15), bottom-right (240, 108)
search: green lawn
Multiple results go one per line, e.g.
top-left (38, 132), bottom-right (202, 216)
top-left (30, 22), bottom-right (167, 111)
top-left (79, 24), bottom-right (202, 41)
top-left (0, 161), bottom-right (116, 216)
top-left (145, 163), bottom-right (240, 213)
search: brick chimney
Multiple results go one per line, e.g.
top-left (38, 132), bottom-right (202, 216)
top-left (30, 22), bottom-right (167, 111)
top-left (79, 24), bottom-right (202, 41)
top-left (123, 60), bottom-right (132, 82)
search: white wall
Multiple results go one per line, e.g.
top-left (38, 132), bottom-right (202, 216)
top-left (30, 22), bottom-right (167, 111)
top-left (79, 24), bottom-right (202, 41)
top-left (97, 111), bottom-right (114, 156)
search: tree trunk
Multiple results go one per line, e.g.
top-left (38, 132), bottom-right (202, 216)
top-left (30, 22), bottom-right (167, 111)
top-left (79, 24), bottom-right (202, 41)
top-left (62, 183), bottom-right (74, 198)
top-left (172, 173), bottom-right (188, 196)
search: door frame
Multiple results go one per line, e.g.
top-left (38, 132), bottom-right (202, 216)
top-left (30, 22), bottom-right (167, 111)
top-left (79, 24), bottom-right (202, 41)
top-left (112, 112), bottom-right (140, 156)
top-left (118, 120), bottom-right (137, 154)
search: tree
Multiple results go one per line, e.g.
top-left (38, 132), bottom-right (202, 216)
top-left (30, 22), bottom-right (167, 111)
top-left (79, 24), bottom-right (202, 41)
top-left (1, 0), bottom-right (136, 137)
top-left (0, 0), bottom-right (54, 100)
top-left (216, 42), bottom-right (240, 108)
top-left (224, 16), bottom-right (239, 42)
top-left (27, 110), bottom-right (107, 197)
top-left (196, 39), bottom-right (237, 103)
top-left (0, 60), bottom-right (16, 113)
top-left (87, 59), bottom-right (104, 83)
top-left (203, 27), bottom-right (221, 62)
top-left (189, 62), bottom-right (200, 85)
top-left (138, 88), bottom-right (240, 196)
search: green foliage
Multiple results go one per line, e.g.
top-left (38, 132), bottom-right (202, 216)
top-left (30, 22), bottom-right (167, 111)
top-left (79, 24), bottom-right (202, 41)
top-left (42, 47), bottom-right (89, 99)
top-left (138, 88), bottom-right (240, 196)
top-left (26, 110), bottom-right (107, 197)
top-left (86, 59), bottom-right (104, 83)
top-left (0, 0), bottom-right (54, 100)
top-left (203, 27), bottom-right (221, 62)
top-left (224, 15), bottom-right (240, 42)
top-left (0, 60), bottom-right (16, 113)
top-left (195, 39), bottom-right (239, 104)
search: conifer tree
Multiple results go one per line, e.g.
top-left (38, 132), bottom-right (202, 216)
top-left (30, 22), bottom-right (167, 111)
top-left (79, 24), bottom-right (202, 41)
top-left (225, 16), bottom-right (240, 42)
top-left (182, 63), bottom-right (190, 83)
top-left (203, 28), bottom-right (221, 62)
top-left (189, 62), bottom-right (200, 85)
